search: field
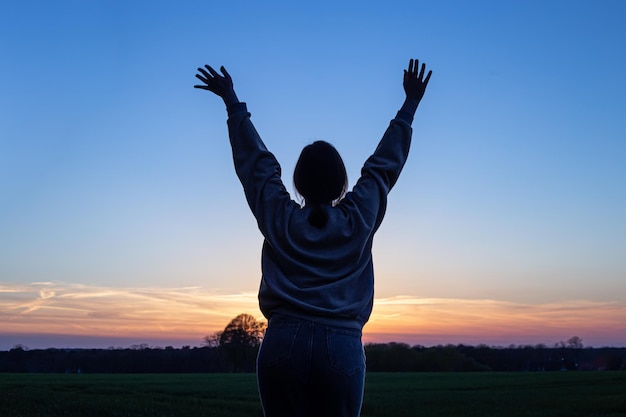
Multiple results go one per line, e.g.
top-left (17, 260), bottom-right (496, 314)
top-left (1, 372), bottom-right (625, 417)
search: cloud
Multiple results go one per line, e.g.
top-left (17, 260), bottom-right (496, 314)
top-left (39, 290), bottom-right (55, 299)
top-left (365, 295), bottom-right (626, 347)
top-left (0, 281), bottom-right (261, 340)
top-left (1, 282), bottom-right (626, 348)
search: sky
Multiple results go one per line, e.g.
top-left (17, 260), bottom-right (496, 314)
top-left (1, 0), bottom-right (625, 350)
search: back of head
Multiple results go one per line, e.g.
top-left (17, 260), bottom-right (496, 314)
top-left (293, 141), bottom-right (348, 228)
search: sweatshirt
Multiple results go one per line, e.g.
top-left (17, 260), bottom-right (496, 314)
top-left (226, 102), bottom-right (414, 329)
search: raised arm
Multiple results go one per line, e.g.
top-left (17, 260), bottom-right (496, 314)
top-left (194, 64), bottom-right (292, 232)
top-left (347, 58), bottom-right (432, 230)
top-left (194, 65), bottom-right (240, 107)
top-left (400, 58), bottom-right (432, 116)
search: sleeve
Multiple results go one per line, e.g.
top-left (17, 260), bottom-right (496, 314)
top-left (226, 102), bottom-right (292, 234)
top-left (348, 109), bottom-right (414, 231)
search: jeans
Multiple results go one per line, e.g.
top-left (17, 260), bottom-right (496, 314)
top-left (257, 314), bottom-right (366, 417)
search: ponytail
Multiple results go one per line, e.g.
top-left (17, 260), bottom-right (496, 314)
top-left (308, 203), bottom-right (328, 228)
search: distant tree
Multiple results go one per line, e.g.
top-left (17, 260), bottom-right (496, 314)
top-left (11, 344), bottom-right (28, 351)
top-left (203, 332), bottom-right (221, 348)
top-left (553, 336), bottom-right (584, 370)
top-left (567, 336), bottom-right (583, 349)
top-left (220, 313), bottom-right (266, 347)
top-left (130, 343), bottom-right (149, 350)
top-left (204, 313), bottom-right (267, 372)
top-left (567, 336), bottom-right (584, 370)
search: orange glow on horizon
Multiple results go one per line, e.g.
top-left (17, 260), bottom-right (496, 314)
top-left (2, 283), bottom-right (626, 348)
top-left (364, 296), bottom-right (626, 347)
top-left (0, 282), bottom-right (262, 342)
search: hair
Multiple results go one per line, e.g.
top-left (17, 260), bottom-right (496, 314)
top-left (293, 141), bottom-right (348, 228)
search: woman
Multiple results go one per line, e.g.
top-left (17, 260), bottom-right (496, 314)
top-left (195, 59), bottom-right (431, 417)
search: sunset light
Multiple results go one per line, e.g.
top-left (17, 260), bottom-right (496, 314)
top-left (2, 281), bottom-right (625, 350)
top-left (1, 0), bottom-right (625, 354)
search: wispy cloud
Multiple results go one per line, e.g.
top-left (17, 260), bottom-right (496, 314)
top-left (0, 282), bottom-right (261, 340)
top-left (1, 283), bottom-right (625, 348)
top-left (366, 295), bottom-right (626, 347)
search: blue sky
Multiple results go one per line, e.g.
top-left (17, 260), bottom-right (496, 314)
top-left (1, 0), bottom-right (625, 349)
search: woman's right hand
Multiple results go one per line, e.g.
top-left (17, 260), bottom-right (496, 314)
top-left (194, 65), bottom-right (239, 106)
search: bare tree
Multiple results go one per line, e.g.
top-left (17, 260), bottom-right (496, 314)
top-left (567, 336), bottom-right (583, 349)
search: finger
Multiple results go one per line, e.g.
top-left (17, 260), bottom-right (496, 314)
top-left (408, 59), bottom-right (414, 74)
top-left (194, 85), bottom-right (210, 89)
top-left (418, 62), bottom-right (426, 80)
top-left (423, 70), bottom-right (432, 87)
top-left (195, 73), bottom-right (208, 83)
top-left (197, 67), bottom-right (211, 79)
top-left (220, 66), bottom-right (232, 81)
top-left (205, 65), bottom-right (220, 77)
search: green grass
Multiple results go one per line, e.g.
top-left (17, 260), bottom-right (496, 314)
top-left (1, 372), bottom-right (625, 417)
top-left (0, 374), bottom-right (261, 417)
top-left (362, 372), bottom-right (626, 417)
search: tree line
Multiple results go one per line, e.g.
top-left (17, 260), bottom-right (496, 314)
top-left (2, 342), bottom-right (624, 374)
top-left (365, 342), bottom-right (625, 372)
top-left (1, 314), bottom-right (624, 373)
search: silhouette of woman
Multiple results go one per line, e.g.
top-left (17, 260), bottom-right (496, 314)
top-left (195, 59), bottom-right (431, 417)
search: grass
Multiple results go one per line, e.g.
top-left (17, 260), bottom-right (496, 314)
top-left (1, 372), bottom-right (625, 417)
top-left (0, 374), bottom-right (260, 417)
top-left (361, 372), bottom-right (626, 417)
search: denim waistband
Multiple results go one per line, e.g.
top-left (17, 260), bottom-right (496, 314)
top-left (268, 312), bottom-right (363, 332)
